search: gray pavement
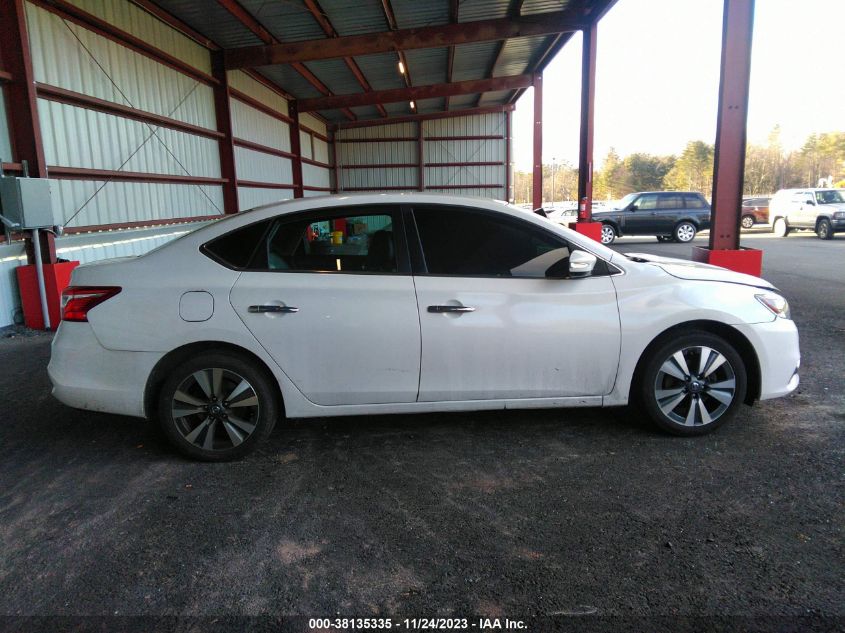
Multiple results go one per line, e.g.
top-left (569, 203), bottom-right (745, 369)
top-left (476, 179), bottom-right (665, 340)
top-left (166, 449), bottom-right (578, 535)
top-left (0, 231), bottom-right (842, 631)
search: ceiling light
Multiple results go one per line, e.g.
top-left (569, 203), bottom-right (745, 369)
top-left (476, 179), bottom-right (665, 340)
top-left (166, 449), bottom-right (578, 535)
top-left (409, 100), bottom-right (416, 109)
top-left (398, 60), bottom-right (406, 74)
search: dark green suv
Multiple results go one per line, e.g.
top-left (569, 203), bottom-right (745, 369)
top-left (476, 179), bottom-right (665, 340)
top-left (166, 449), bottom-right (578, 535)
top-left (593, 191), bottom-right (712, 244)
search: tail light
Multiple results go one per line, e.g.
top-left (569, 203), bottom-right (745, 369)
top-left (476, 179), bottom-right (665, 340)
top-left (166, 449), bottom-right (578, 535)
top-left (61, 286), bottom-right (121, 322)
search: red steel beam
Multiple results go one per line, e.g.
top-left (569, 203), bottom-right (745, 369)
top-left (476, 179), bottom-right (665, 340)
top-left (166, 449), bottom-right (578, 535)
top-left (709, 0), bottom-right (755, 251)
top-left (229, 88), bottom-right (294, 124)
top-left (36, 83), bottom-right (224, 139)
top-left (211, 50), bottom-right (239, 214)
top-left (577, 22), bottom-right (597, 211)
top-left (224, 13), bottom-right (586, 69)
top-left (215, 0), bottom-right (356, 121)
top-left (417, 121), bottom-right (424, 191)
top-left (380, 0), bottom-right (412, 113)
top-left (478, 0), bottom-right (524, 108)
top-left (47, 166), bottom-right (228, 185)
top-left (0, 0), bottom-right (55, 264)
top-left (299, 75), bottom-right (533, 112)
top-left (234, 138), bottom-right (296, 160)
top-left (505, 108), bottom-right (512, 202)
top-left (289, 101), bottom-right (304, 199)
top-left (445, 0), bottom-right (459, 110)
top-left (341, 163), bottom-right (418, 169)
top-left (532, 73), bottom-right (543, 210)
top-left (63, 215), bottom-right (223, 234)
top-left (302, 0), bottom-right (388, 118)
top-left (0, 70), bottom-right (12, 82)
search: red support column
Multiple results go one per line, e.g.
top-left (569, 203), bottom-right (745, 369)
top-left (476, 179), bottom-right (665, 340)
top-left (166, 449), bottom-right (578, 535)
top-left (505, 108), bottom-right (512, 202)
top-left (289, 102), bottom-right (304, 199)
top-left (0, 0), bottom-right (56, 263)
top-left (417, 121), bottom-right (425, 192)
top-left (330, 128), bottom-right (340, 193)
top-left (211, 51), bottom-right (238, 214)
top-left (577, 21), bottom-right (596, 214)
top-left (692, 0), bottom-right (761, 276)
top-left (531, 73), bottom-right (542, 210)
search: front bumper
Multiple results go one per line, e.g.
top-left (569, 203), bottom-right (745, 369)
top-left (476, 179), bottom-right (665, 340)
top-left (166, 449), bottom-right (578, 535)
top-left (733, 317), bottom-right (800, 401)
top-left (48, 322), bottom-right (162, 418)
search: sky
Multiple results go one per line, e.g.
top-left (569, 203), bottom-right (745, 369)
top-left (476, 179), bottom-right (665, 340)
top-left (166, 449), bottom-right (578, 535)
top-left (511, 0), bottom-right (845, 171)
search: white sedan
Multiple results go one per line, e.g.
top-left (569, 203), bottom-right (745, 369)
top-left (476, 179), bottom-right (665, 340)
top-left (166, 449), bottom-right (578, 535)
top-left (49, 194), bottom-right (800, 460)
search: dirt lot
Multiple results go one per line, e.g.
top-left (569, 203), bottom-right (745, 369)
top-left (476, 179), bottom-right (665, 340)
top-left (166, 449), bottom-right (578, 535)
top-left (0, 231), bottom-right (842, 631)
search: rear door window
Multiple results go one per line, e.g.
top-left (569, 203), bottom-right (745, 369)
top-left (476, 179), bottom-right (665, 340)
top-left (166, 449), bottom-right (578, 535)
top-left (683, 194), bottom-right (706, 209)
top-left (657, 195), bottom-right (683, 209)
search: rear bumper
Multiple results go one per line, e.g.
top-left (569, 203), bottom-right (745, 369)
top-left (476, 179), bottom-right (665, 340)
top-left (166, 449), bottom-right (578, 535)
top-left (733, 318), bottom-right (800, 401)
top-left (48, 322), bottom-right (161, 418)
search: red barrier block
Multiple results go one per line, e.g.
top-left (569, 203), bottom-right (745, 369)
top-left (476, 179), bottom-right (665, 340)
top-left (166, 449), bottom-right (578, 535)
top-left (691, 246), bottom-right (763, 277)
top-left (567, 221), bottom-right (603, 243)
top-left (16, 261), bottom-right (80, 330)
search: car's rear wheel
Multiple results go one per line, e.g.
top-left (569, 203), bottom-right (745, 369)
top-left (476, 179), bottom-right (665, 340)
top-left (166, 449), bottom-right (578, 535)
top-left (600, 224), bottom-right (617, 244)
top-left (674, 221), bottom-right (697, 243)
top-left (773, 217), bottom-right (790, 237)
top-left (816, 218), bottom-right (834, 240)
top-left (638, 331), bottom-right (747, 436)
top-left (158, 351), bottom-right (278, 461)
top-left (741, 215), bottom-right (755, 229)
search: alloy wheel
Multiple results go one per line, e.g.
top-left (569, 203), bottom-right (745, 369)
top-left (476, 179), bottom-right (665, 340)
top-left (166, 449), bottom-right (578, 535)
top-left (600, 225), bottom-right (616, 244)
top-left (653, 345), bottom-right (736, 427)
top-left (675, 223), bottom-right (696, 243)
top-left (741, 215), bottom-right (754, 229)
top-left (171, 368), bottom-right (260, 451)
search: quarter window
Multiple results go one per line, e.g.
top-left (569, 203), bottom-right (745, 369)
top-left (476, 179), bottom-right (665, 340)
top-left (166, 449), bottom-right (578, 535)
top-left (413, 206), bottom-right (573, 278)
top-left (683, 194), bottom-right (706, 209)
top-left (202, 219), bottom-right (272, 269)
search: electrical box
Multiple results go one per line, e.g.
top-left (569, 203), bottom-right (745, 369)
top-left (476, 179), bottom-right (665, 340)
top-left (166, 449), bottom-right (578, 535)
top-left (0, 177), bottom-right (55, 229)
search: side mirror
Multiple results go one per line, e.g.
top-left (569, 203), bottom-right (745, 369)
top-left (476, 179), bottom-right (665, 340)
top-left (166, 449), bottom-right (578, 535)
top-left (629, 204), bottom-right (638, 211)
top-left (805, 199), bottom-right (815, 205)
top-left (569, 250), bottom-right (597, 279)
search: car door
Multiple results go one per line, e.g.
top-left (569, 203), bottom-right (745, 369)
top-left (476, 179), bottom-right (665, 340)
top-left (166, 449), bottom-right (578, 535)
top-left (655, 193), bottom-right (684, 231)
top-left (409, 204), bottom-right (621, 402)
top-left (790, 191), bottom-right (812, 227)
top-left (228, 206), bottom-right (421, 406)
top-left (624, 194), bottom-right (660, 235)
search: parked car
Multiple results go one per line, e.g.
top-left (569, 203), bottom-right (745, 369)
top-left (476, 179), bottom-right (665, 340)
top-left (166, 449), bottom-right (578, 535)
top-left (741, 196), bottom-right (771, 228)
top-left (592, 191), bottom-right (711, 244)
top-left (769, 188), bottom-right (845, 239)
top-left (49, 194), bottom-right (799, 461)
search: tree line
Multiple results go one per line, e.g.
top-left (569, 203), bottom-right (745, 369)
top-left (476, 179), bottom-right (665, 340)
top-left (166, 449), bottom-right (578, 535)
top-left (513, 127), bottom-right (845, 204)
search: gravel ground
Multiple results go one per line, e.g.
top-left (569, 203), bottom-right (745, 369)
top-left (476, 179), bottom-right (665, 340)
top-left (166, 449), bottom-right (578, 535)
top-left (0, 232), bottom-right (842, 632)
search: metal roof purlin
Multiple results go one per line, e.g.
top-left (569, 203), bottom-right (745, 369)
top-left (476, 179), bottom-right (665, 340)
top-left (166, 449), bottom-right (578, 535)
top-left (215, 0), bottom-right (357, 121)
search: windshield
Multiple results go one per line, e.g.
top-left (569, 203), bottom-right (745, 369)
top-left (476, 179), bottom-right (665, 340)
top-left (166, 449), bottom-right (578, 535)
top-left (616, 193), bottom-right (638, 209)
top-left (815, 190), bottom-right (845, 204)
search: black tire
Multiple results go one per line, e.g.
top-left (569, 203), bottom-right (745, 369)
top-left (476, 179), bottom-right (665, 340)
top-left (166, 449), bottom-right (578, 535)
top-left (773, 217), bottom-right (790, 237)
top-left (157, 351), bottom-right (279, 461)
top-left (816, 218), bottom-right (834, 240)
top-left (637, 331), bottom-right (747, 436)
top-left (600, 223), bottom-right (617, 245)
top-left (673, 221), bottom-right (697, 243)
top-left (741, 215), bottom-right (755, 229)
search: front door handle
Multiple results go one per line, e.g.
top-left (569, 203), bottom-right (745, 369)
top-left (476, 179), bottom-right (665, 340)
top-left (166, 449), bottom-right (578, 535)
top-left (428, 305), bottom-right (476, 313)
top-left (248, 304), bottom-right (299, 314)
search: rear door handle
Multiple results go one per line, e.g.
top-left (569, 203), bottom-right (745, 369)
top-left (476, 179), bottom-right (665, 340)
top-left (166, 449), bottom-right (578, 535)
top-left (427, 305), bottom-right (476, 313)
top-left (248, 304), bottom-right (299, 314)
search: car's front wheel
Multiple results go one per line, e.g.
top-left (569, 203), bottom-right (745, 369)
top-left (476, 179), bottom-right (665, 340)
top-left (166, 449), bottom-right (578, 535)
top-left (816, 218), bottom-right (834, 240)
top-left (674, 221), bottom-right (697, 243)
top-left (600, 223), bottom-right (617, 244)
top-left (773, 217), bottom-right (790, 237)
top-left (158, 351), bottom-right (279, 461)
top-left (638, 331), bottom-right (747, 436)
top-left (741, 215), bottom-right (755, 229)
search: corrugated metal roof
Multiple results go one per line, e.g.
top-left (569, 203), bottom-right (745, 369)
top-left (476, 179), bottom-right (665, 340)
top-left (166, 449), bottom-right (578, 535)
top-left (151, 0), bottom-right (617, 123)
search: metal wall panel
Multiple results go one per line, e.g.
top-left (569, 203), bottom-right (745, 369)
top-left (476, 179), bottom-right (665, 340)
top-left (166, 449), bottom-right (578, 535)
top-left (64, 0), bottom-right (211, 74)
top-left (342, 168), bottom-right (418, 190)
top-left (302, 164), bottom-right (330, 189)
top-left (338, 141), bottom-right (416, 166)
top-left (336, 122), bottom-right (416, 140)
top-left (425, 139), bottom-right (505, 163)
top-left (299, 130), bottom-right (313, 160)
top-left (425, 166), bottom-right (505, 187)
top-left (234, 147), bottom-right (292, 185)
top-left (227, 70), bottom-right (289, 117)
top-left (424, 112), bottom-right (506, 137)
top-left (237, 187), bottom-right (291, 210)
top-left (51, 179), bottom-right (224, 227)
top-left (298, 113), bottom-right (326, 136)
top-left (427, 186), bottom-right (506, 198)
top-left (26, 2), bottom-right (216, 130)
top-left (38, 99), bottom-right (221, 177)
top-left (230, 99), bottom-right (290, 152)
top-left (313, 138), bottom-right (329, 164)
top-left (0, 223), bottom-right (208, 327)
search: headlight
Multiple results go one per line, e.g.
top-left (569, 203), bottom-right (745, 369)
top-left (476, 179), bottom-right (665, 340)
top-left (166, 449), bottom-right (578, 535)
top-left (756, 292), bottom-right (791, 319)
